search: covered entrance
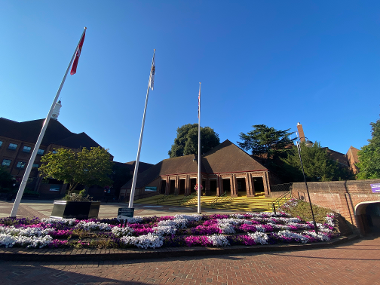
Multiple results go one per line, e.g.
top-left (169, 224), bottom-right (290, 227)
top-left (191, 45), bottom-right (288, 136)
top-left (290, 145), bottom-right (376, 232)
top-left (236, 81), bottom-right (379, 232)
top-left (160, 180), bottom-right (166, 194)
top-left (237, 178), bottom-right (246, 197)
top-left (253, 177), bottom-right (265, 194)
top-left (356, 202), bottom-right (380, 235)
top-left (179, 179), bottom-right (186, 194)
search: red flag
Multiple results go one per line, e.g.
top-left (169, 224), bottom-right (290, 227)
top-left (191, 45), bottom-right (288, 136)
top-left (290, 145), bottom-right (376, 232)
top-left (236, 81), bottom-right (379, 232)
top-left (70, 29), bottom-right (86, 75)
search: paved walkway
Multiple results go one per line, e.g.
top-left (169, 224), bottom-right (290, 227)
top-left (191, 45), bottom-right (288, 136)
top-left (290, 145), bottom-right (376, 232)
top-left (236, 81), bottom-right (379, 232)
top-left (0, 200), bottom-right (241, 219)
top-left (1, 200), bottom-right (379, 284)
top-left (0, 235), bottom-right (379, 284)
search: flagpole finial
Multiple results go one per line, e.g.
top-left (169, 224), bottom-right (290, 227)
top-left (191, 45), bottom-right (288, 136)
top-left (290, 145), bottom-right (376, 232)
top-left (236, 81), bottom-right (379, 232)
top-left (84, 27), bottom-right (87, 30)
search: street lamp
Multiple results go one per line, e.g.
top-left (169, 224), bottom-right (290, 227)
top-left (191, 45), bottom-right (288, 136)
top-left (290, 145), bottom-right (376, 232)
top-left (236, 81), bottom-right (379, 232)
top-left (295, 137), bottom-right (319, 235)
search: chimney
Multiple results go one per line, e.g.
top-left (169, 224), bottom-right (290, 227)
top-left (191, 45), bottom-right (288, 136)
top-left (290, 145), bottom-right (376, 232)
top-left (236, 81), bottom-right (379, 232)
top-left (297, 122), bottom-right (305, 142)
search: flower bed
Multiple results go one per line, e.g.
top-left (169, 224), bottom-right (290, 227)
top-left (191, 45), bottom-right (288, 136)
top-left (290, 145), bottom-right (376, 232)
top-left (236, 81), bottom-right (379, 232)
top-left (0, 209), bottom-right (339, 250)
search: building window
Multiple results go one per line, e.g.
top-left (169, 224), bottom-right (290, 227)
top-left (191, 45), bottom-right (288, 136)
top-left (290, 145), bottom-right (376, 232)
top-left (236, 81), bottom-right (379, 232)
top-left (0, 141), bottom-right (3, 147)
top-left (1, 159), bottom-right (11, 167)
top-left (8, 143), bottom-right (17, 150)
top-left (16, 161), bottom-right (26, 169)
top-left (37, 149), bottom-right (45, 155)
top-left (32, 163), bottom-right (39, 168)
top-left (23, 146), bottom-right (32, 153)
top-left (50, 185), bottom-right (60, 192)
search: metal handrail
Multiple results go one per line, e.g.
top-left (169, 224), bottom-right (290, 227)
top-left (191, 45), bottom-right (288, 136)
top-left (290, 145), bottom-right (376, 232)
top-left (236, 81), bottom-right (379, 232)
top-left (272, 190), bottom-right (292, 214)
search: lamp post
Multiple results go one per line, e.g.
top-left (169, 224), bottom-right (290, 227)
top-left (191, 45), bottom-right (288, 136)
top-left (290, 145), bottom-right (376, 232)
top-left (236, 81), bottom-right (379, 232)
top-left (295, 139), bottom-right (319, 235)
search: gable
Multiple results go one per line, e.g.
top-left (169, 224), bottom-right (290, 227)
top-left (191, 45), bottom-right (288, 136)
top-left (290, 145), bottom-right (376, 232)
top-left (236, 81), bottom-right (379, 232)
top-left (203, 140), bottom-right (268, 173)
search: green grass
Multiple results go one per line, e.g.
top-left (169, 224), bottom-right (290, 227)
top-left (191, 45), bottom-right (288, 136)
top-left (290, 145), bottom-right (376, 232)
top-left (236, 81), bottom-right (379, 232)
top-left (280, 199), bottom-right (334, 224)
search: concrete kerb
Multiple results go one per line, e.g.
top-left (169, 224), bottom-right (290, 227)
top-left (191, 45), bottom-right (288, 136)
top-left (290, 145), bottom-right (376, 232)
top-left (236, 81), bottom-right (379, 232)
top-left (0, 234), bottom-right (360, 262)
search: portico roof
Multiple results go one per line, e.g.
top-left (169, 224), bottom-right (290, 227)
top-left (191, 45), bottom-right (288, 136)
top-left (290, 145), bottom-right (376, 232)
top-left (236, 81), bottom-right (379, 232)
top-left (121, 140), bottom-right (267, 189)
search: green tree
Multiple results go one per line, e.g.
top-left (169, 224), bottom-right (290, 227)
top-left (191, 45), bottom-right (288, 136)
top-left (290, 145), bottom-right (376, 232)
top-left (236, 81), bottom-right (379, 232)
top-left (357, 116), bottom-right (380, 179)
top-left (281, 142), bottom-right (353, 182)
top-left (168, 124), bottom-right (220, 158)
top-left (39, 147), bottom-right (113, 193)
top-left (237, 124), bottom-right (295, 159)
top-left (0, 166), bottom-right (14, 192)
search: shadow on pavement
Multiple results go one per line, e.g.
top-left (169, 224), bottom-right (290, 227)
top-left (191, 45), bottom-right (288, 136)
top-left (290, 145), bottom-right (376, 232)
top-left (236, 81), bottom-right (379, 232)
top-left (0, 261), bottom-right (151, 284)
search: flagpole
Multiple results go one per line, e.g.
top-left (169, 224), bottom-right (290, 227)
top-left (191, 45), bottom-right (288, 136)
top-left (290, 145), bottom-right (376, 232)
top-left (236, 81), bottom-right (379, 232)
top-left (10, 27), bottom-right (87, 217)
top-left (128, 49), bottom-right (156, 209)
top-left (197, 82), bottom-right (201, 214)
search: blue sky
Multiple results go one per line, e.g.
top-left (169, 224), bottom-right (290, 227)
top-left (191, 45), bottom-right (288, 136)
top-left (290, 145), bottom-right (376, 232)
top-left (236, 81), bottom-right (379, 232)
top-left (1, 1), bottom-right (380, 164)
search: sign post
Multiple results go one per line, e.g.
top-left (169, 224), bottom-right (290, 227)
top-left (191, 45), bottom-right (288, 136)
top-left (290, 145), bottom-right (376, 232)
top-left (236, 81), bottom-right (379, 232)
top-left (117, 208), bottom-right (134, 220)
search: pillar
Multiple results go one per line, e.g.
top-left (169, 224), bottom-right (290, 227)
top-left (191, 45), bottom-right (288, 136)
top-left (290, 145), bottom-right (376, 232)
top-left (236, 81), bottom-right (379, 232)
top-left (158, 179), bottom-right (163, 194)
top-left (217, 175), bottom-right (223, 196)
top-left (165, 176), bottom-right (170, 195)
top-left (205, 177), bottom-right (211, 196)
top-left (231, 174), bottom-right (238, 197)
top-left (175, 176), bottom-right (179, 195)
top-left (246, 173), bottom-right (255, 197)
top-left (263, 172), bottom-right (270, 196)
top-left (185, 175), bottom-right (191, 196)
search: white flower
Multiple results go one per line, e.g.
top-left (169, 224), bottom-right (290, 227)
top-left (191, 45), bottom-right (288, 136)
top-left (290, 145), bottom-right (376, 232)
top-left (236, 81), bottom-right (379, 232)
top-left (208, 234), bottom-right (230, 247)
top-left (217, 219), bottom-right (240, 234)
top-left (120, 233), bottom-right (163, 249)
top-left (255, 225), bottom-right (267, 232)
top-left (111, 226), bottom-right (134, 237)
top-left (0, 234), bottom-right (17, 248)
top-left (174, 214), bottom-right (202, 222)
top-left (152, 226), bottom-right (177, 236)
top-left (277, 230), bottom-right (309, 243)
top-left (230, 214), bottom-right (245, 219)
top-left (248, 232), bottom-right (269, 244)
top-left (157, 219), bottom-right (188, 229)
top-left (15, 235), bottom-right (53, 248)
top-left (125, 216), bottom-right (144, 224)
top-left (41, 218), bottom-right (77, 226)
top-left (75, 221), bottom-right (112, 231)
top-left (303, 230), bottom-right (330, 241)
top-left (0, 226), bottom-right (54, 237)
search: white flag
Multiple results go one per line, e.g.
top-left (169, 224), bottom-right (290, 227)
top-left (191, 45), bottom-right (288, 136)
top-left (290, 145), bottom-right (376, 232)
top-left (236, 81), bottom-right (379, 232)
top-left (149, 53), bottom-right (155, 90)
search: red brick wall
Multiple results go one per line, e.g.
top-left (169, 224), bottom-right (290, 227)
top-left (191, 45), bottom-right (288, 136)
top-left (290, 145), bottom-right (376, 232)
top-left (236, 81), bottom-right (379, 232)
top-left (292, 179), bottom-right (380, 230)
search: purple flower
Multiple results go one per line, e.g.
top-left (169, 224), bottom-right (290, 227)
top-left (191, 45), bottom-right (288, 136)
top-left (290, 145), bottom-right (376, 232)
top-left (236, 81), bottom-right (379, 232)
top-left (239, 224), bottom-right (257, 232)
top-left (184, 236), bottom-right (212, 247)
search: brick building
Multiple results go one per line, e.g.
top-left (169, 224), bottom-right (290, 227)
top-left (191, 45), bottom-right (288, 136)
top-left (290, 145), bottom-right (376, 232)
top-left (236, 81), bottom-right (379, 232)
top-left (297, 122), bottom-right (360, 174)
top-left (0, 116), bottom-right (102, 197)
top-left (120, 140), bottom-right (271, 200)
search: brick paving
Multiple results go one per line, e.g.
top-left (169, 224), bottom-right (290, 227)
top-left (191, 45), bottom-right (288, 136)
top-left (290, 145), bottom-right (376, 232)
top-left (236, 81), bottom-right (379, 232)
top-left (0, 200), bottom-right (379, 284)
top-left (0, 235), bottom-right (378, 284)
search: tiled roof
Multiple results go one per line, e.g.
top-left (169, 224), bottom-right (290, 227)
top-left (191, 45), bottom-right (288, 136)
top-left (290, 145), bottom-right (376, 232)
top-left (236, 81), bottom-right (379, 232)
top-left (124, 161), bottom-right (154, 173)
top-left (325, 148), bottom-right (349, 167)
top-left (203, 140), bottom-right (268, 173)
top-left (0, 117), bottom-right (100, 149)
top-left (122, 140), bottom-right (267, 189)
top-left (53, 132), bottom-right (100, 149)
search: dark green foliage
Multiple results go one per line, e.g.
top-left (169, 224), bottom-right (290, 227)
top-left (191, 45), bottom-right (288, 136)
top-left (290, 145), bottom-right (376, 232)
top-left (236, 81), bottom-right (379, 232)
top-left (357, 116), bottom-right (380, 179)
top-left (238, 124), bottom-right (295, 159)
top-left (281, 142), bottom-right (353, 182)
top-left (0, 166), bottom-right (14, 192)
top-left (39, 147), bottom-right (113, 193)
top-left (168, 124), bottom-right (220, 157)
